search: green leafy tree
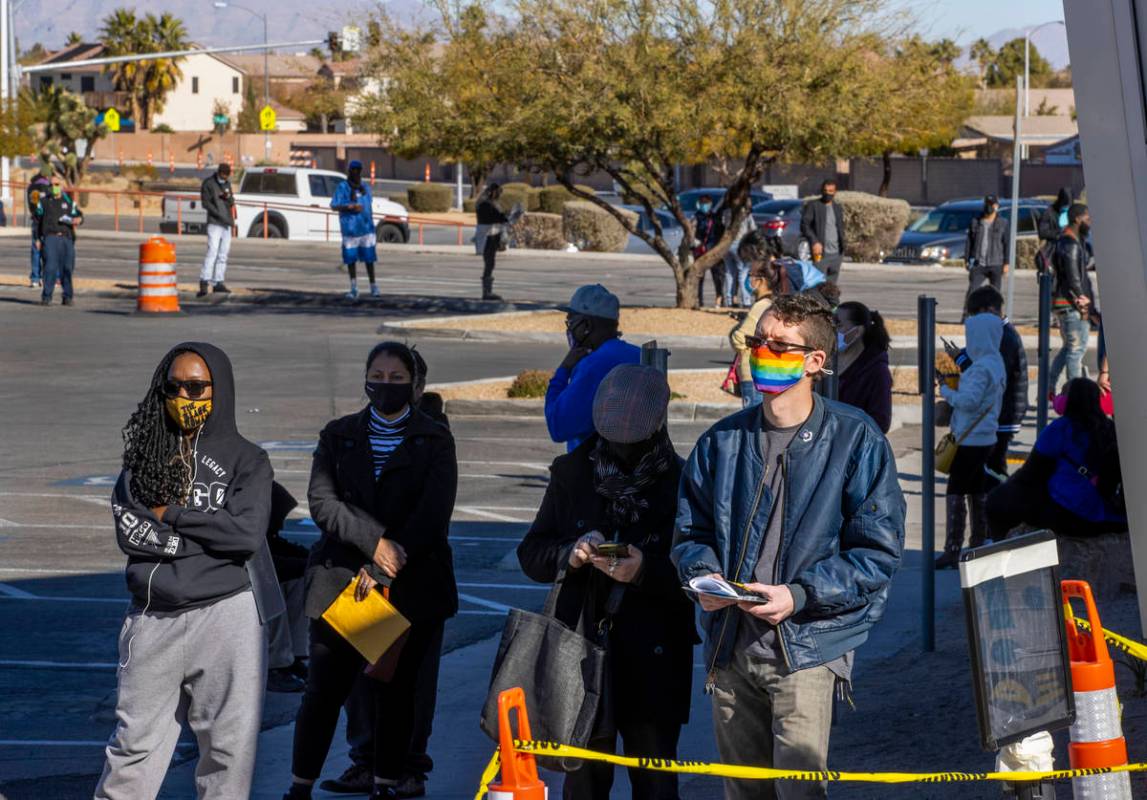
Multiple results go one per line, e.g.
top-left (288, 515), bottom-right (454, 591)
top-left (855, 36), bottom-right (975, 196)
top-left (986, 38), bottom-right (1052, 89)
top-left (236, 80), bottom-right (261, 133)
top-left (211, 97), bottom-right (232, 132)
top-left (24, 86), bottom-right (108, 185)
top-left (969, 38), bottom-right (995, 89)
top-left (65, 32), bottom-right (83, 46)
top-left (277, 77), bottom-right (346, 133)
top-left (18, 42), bottom-right (47, 65)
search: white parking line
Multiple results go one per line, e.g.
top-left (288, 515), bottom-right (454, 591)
top-left (458, 593), bottom-right (514, 613)
top-left (455, 506), bottom-right (530, 522)
top-left (0, 659), bottom-right (117, 669)
top-left (0, 582), bottom-right (36, 598)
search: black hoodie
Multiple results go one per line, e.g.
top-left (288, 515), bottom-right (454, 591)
top-left (111, 342), bottom-right (282, 617)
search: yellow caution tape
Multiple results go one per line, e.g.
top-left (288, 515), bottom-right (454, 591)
top-left (473, 750), bottom-right (501, 800)
top-left (1073, 617), bottom-right (1147, 663)
top-left (504, 740), bottom-right (1147, 784)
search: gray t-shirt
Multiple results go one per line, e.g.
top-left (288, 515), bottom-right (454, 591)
top-left (823, 203), bottom-right (840, 256)
top-left (739, 419), bottom-right (801, 661)
top-left (976, 220), bottom-right (990, 265)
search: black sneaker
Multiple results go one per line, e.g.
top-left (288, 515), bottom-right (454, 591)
top-left (281, 784), bottom-right (312, 800)
top-left (370, 787), bottom-right (399, 800)
top-left (395, 775), bottom-right (426, 798)
top-left (213, 282), bottom-right (232, 294)
top-left (320, 764), bottom-right (373, 794)
top-left (40, 298), bottom-right (51, 306)
top-left (266, 668), bottom-right (305, 693)
top-left (197, 280), bottom-right (210, 298)
top-left (62, 297), bottom-right (73, 306)
top-left (288, 657), bottom-right (309, 681)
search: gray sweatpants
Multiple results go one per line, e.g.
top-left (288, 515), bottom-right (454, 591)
top-left (95, 589), bottom-right (266, 800)
top-left (711, 647), bottom-right (836, 800)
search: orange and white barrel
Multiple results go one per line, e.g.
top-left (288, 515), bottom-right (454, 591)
top-left (137, 237), bottom-right (180, 313)
top-left (1063, 579), bottom-right (1132, 799)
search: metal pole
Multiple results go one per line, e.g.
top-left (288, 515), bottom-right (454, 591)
top-left (1037, 270), bottom-right (1053, 435)
top-left (456, 162), bottom-right (464, 210)
top-left (918, 294), bottom-right (937, 653)
top-left (1024, 33), bottom-right (1031, 118)
top-left (1, 0), bottom-right (11, 215)
top-left (263, 13), bottom-right (270, 163)
top-left (1006, 75), bottom-right (1023, 321)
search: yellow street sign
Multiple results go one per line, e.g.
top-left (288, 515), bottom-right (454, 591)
top-left (259, 105), bottom-right (277, 132)
top-left (104, 108), bottom-right (120, 132)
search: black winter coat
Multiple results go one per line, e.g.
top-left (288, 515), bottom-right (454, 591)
top-left (1052, 233), bottom-right (1094, 307)
top-left (517, 438), bottom-right (698, 726)
top-left (838, 346), bottom-right (893, 433)
top-left (966, 215), bottom-right (1009, 268)
top-left (201, 174), bottom-right (235, 228)
top-left (305, 407), bottom-right (458, 625)
top-left (800, 199), bottom-right (845, 254)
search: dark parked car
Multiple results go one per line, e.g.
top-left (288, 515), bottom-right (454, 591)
top-left (620, 204), bottom-right (684, 254)
top-left (883, 198), bottom-right (1049, 264)
top-left (675, 187), bottom-right (772, 215)
top-left (751, 199), bottom-right (807, 258)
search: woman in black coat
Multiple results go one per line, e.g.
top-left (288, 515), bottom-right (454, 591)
top-left (285, 342), bottom-right (458, 800)
top-left (517, 364), bottom-right (698, 800)
top-left (835, 301), bottom-right (893, 433)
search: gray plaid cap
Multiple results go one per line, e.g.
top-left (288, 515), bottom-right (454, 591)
top-left (593, 364), bottom-right (670, 443)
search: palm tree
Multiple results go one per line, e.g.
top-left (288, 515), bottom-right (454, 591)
top-left (65, 31), bottom-right (83, 46)
top-left (969, 38), bottom-right (994, 90)
top-left (139, 12), bottom-right (188, 128)
top-left (99, 9), bottom-right (145, 125)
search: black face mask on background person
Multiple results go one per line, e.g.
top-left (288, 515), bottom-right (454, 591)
top-left (606, 436), bottom-right (658, 469)
top-left (1079, 222), bottom-right (1091, 237)
top-left (365, 381), bottom-right (412, 415)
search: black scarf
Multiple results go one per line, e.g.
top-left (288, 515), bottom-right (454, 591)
top-left (589, 430), bottom-right (676, 527)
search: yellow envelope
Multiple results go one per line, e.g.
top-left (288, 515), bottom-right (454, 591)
top-left (321, 579), bottom-right (411, 664)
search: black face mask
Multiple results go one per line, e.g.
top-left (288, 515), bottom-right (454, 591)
top-left (1079, 223), bottom-right (1091, 237)
top-left (365, 381), bottom-right (412, 415)
top-left (822, 193), bottom-right (834, 203)
top-left (607, 436), bottom-right (657, 469)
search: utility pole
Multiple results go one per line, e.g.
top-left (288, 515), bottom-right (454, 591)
top-left (1, 0), bottom-right (11, 212)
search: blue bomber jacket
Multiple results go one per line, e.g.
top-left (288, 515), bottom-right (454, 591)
top-left (672, 395), bottom-right (905, 675)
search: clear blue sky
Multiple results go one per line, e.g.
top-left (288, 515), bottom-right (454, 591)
top-left (899, 0), bottom-right (1064, 41)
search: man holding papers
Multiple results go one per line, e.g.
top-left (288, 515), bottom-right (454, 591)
top-left (673, 293), bottom-right (905, 800)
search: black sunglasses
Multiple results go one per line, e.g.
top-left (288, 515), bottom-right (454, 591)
top-left (745, 336), bottom-right (816, 354)
top-left (163, 379), bottom-right (213, 399)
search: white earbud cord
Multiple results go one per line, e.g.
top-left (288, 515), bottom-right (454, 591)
top-left (119, 428), bottom-right (202, 671)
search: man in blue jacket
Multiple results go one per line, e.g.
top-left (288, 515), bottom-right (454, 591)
top-left (331, 160), bottom-right (378, 300)
top-left (545, 284), bottom-right (640, 451)
top-left (673, 292), bottom-right (905, 800)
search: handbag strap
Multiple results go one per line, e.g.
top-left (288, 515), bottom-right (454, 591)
top-left (954, 404), bottom-right (993, 447)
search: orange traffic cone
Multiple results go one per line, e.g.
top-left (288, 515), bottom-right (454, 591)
top-left (137, 237), bottom-right (180, 313)
top-left (1063, 580), bottom-right (1132, 799)
top-left (487, 688), bottom-right (547, 800)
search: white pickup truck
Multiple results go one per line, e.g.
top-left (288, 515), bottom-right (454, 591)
top-left (160, 166), bottom-right (410, 243)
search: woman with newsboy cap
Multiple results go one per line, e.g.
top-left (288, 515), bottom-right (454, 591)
top-left (518, 364), bottom-right (698, 800)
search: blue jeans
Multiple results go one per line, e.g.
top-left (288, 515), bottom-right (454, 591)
top-left (29, 229), bottom-right (41, 282)
top-left (1051, 307), bottom-right (1090, 391)
top-left (723, 252), bottom-right (751, 307)
top-left (740, 379), bottom-right (762, 409)
top-left (41, 235), bottom-right (75, 302)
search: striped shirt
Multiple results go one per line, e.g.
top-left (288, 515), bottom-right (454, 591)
top-left (368, 405), bottom-right (410, 478)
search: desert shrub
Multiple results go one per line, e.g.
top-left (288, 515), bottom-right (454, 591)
top-left (385, 193), bottom-right (411, 211)
top-left (463, 197), bottom-right (477, 213)
top-left (406, 183), bottom-right (453, 213)
top-left (509, 212), bottom-right (566, 250)
top-left (537, 184), bottom-right (597, 214)
top-left (832, 191), bottom-right (910, 262)
top-left (498, 186), bottom-right (530, 213)
top-left (525, 187), bottom-right (543, 212)
top-left (562, 201), bottom-right (637, 253)
top-left (1015, 236), bottom-right (1041, 270)
top-left (507, 369), bottom-right (551, 398)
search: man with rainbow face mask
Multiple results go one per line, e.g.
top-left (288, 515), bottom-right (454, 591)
top-left (673, 293), bottom-right (905, 800)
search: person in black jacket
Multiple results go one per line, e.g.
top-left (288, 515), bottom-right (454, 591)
top-left (1037, 187), bottom-right (1073, 264)
top-left (948, 287), bottom-right (1029, 489)
top-left (286, 342), bottom-right (458, 800)
top-left (475, 183), bottom-right (516, 301)
top-left (199, 163), bottom-right (235, 297)
top-left (1050, 204), bottom-right (1095, 391)
top-left (964, 195), bottom-right (1009, 301)
top-left (799, 179), bottom-right (846, 283)
top-left (518, 364), bottom-right (698, 800)
top-left (33, 175), bottom-right (83, 306)
top-left (692, 194), bottom-right (724, 306)
top-left (97, 342), bottom-right (280, 799)
top-left (834, 301), bottom-right (893, 433)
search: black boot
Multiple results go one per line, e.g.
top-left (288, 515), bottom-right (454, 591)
top-left (481, 277), bottom-right (502, 302)
top-left (213, 282), bottom-right (231, 294)
top-left (969, 493), bottom-right (990, 549)
top-left (197, 280), bottom-right (210, 298)
top-left (935, 494), bottom-right (966, 569)
top-left (282, 783), bottom-right (312, 800)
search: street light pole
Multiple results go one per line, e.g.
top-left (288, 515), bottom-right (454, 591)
top-left (1023, 20), bottom-right (1065, 161)
top-left (213, 2), bottom-right (272, 163)
top-left (1, 0), bottom-right (11, 210)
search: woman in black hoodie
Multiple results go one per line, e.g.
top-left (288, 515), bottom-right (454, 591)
top-left (835, 302), bottom-right (893, 433)
top-left (97, 342), bottom-right (279, 800)
top-left (286, 342), bottom-right (458, 800)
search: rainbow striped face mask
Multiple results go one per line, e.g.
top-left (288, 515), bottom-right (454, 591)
top-left (749, 343), bottom-right (809, 395)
